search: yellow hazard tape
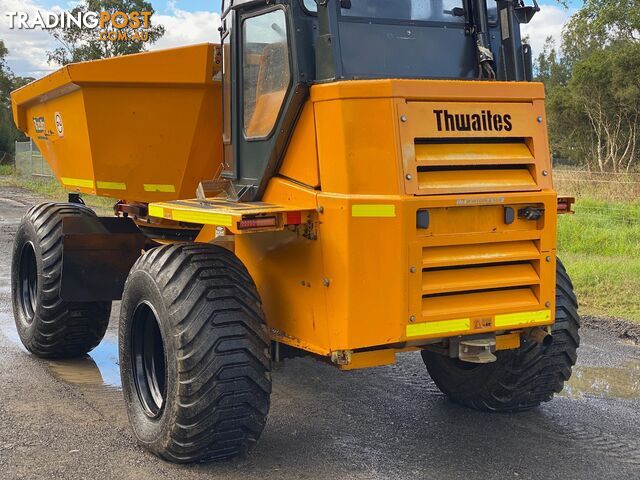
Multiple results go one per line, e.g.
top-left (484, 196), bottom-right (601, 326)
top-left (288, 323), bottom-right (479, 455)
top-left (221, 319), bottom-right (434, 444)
top-left (352, 204), bottom-right (396, 218)
top-left (406, 318), bottom-right (470, 338)
top-left (61, 177), bottom-right (94, 189)
top-left (144, 184), bottom-right (176, 193)
top-left (171, 209), bottom-right (233, 227)
top-left (96, 181), bottom-right (127, 190)
top-left (148, 205), bottom-right (165, 218)
top-left (147, 204), bottom-right (232, 227)
top-left (494, 309), bottom-right (552, 328)
top-left (406, 310), bottom-right (552, 339)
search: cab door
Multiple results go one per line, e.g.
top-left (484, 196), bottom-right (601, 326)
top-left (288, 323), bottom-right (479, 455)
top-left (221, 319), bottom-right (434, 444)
top-left (223, 0), bottom-right (310, 200)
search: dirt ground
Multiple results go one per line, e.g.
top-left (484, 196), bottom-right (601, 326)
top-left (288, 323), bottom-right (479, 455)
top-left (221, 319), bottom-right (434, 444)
top-left (0, 185), bottom-right (639, 480)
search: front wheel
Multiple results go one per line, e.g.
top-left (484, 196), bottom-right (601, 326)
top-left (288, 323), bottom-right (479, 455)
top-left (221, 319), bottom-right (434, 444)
top-left (421, 259), bottom-right (580, 412)
top-left (119, 243), bottom-right (272, 463)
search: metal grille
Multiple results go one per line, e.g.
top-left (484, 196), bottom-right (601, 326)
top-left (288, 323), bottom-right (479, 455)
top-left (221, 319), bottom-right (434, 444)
top-left (420, 242), bottom-right (543, 322)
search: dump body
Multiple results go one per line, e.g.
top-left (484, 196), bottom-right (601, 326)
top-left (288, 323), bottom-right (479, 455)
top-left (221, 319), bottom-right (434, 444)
top-left (11, 44), bottom-right (222, 202)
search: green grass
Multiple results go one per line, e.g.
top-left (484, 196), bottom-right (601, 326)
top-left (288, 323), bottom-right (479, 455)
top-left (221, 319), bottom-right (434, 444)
top-left (0, 164), bottom-right (14, 176)
top-left (558, 198), bottom-right (640, 322)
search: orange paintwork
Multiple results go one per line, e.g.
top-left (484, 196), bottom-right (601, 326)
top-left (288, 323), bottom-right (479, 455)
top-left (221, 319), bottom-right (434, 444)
top-left (278, 102), bottom-right (320, 187)
top-left (496, 333), bottom-right (522, 351)
top-left (12, 57), bottom-right (559, 368)
top-left (237, 79), bottom-right (557, 361)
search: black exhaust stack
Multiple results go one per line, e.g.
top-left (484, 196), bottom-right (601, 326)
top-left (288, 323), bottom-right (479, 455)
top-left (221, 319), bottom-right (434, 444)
top-left (470, 0), bottom-right (496, 79)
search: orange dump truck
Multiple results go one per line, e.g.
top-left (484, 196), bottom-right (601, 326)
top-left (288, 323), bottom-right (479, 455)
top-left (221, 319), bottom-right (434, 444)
top-left (10, 0), bottom-right (579, 464)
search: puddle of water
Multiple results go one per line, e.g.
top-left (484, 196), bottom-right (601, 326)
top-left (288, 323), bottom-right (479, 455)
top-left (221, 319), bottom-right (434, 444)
top-left (0, 315), bottom-right (121, 390)
top-left (562, 359), bottom-right (640, 400)
top-left (47, 336), bottom-right (121, 390)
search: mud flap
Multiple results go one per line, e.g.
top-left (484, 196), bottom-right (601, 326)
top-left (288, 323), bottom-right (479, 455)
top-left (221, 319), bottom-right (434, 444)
top-left (61, 216), bottom-right (147, 301)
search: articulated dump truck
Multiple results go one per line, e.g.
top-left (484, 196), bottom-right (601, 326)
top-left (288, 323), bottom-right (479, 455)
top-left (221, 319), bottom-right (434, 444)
top-left (11, 0), bottom-right (579, 463)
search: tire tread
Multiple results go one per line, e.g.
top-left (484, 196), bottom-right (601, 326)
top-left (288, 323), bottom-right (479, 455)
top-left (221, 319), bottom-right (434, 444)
top-left (123, 243), bottom-right (271, 463)
top-left (12, 203), bottom-right (110, 358)
top-left (423, 259), bottom-right (580, 412)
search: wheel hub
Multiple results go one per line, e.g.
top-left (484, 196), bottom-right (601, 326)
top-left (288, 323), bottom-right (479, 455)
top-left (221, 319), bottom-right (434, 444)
top-left (18, 242), bottom-right (38, 322)
top-left (131, 302), bottom-right (167, 418)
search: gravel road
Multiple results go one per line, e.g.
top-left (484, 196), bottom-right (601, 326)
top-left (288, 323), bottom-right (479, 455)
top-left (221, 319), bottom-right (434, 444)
top-left (0, 185), bottom-right (639, 480)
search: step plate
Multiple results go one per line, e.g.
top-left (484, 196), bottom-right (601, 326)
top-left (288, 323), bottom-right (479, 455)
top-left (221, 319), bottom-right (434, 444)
top-left (148, 198), bottom-right (311, 234)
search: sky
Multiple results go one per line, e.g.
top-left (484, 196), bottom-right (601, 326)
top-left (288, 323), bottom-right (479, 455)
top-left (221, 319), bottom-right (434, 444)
top-left (0, 0), bottom-right (582, 78)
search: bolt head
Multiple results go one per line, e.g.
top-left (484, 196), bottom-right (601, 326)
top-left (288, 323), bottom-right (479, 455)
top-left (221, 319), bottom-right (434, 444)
top-left (545, 301), bottom-right (551, 308)
top-left (537, 116), bottom-right (543, 123)
top-left (409, 315), bottom-right (416, 323)
top-left (400, 115), bottom-right (408, 123)
top-left (542, 170), bottom-right (549, 177)
top-left (322, 278), bottom-right (330, 287)
top-left (410, 266), bottom-right (417, 273)
top-left (546, 256), bottom-right (552, 263)
top-left (406, 174), bottom-right (413, 181)
top-left (316, 206), bottom-right (324, 214)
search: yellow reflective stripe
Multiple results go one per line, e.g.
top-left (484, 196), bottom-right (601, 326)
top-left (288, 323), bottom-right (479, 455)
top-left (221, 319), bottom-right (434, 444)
top-left (171, 209), bottom-right (233, 227)
top-left (144, 184), bottom-right (176, 193)
top-left (61, 177), bottom-right (94, 189)
top-left (352, 204), bottom-right (396, 218)
top-left (148, 205), bottom-right (165, 218)
top-left (147, 205), bottom-right (233, 227)
top-left (406, 318), bottom-right (470, 338)
top-left (96, 181), bottom-right (126, 190)
top-left (495, 309), bottom-right (552, 328)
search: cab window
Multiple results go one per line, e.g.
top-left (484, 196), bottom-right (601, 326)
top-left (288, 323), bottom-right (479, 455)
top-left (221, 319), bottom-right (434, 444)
top-left (331, 1), bottom-right (498, 24)
top-left (341, 0), bottom-right (465, 23)
top-left (242, 9), bottom-right (291, 139)
top-left (302, 0), bottom-right (317, 12)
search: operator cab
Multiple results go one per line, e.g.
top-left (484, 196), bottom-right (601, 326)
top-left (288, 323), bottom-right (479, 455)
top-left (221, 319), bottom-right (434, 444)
top-left (307, 0), bottom-right (501, 81)
top-left (219, 0), bottom-right (538, 200)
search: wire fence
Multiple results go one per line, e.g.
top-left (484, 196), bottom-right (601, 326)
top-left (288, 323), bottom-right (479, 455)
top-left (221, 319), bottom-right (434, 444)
top-left (554, 169), bottom-right (640, 205)
top-left (14, 140), bottom-right (54, 179)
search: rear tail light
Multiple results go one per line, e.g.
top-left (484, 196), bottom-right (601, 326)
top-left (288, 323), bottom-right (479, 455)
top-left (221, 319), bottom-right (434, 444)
top-left (557, 197), bottom-right (576, 215)
top-left (237, 216), bottom-right (277, 230)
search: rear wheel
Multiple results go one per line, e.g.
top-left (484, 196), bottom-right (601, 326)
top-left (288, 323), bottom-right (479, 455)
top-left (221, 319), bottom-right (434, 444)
top-left (422, 259), bottom-right (580, 412)
top-left (119, 243), bottom-right (271, 463)
top-left (11, 203), bottom-right (111, 358)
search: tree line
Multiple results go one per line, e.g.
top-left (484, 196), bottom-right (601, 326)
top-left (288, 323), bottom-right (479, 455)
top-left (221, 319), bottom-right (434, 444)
top-left (0, 0), bottom-right (162, 162)
top-left (0, 40), bottom-right (31, 162)
top-left (536, 0), bottom-right (640, 172)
